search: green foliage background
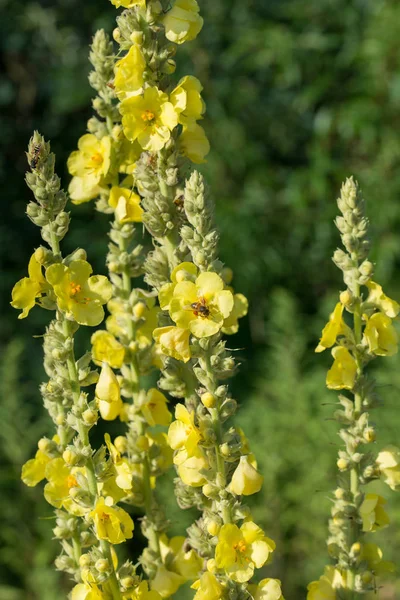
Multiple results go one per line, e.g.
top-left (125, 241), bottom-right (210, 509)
top-left (1, 0), bottom-right (400, 598)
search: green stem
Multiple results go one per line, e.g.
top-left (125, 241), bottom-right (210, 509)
top-left (101, 541), bottom-right (122, 600)
top-left (72, 535), bottom-right (81, 568)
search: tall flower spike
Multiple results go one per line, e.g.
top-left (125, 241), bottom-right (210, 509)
top-left (14, 135), bottom-right (127, 599)
top-left (309, 177), bottom-right (399, 598)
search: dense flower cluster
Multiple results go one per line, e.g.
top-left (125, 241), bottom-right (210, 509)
top-left (308, 178), bottom-right (398, 598)
top-left (12, 2), bottom-right (283, 600)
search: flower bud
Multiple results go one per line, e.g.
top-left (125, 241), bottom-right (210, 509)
top-left (206, 520), bottom-right (220, 536)
top-left (334, 487), bottom-right (346, 500)
top-left (133, 302), bottom-right (146, 319)
top-left (63, 448), bottom-right (80, 466)
top-left (361, 571), bottom-right (373, 584)
top-left (130, 31), bottom-right (143, 45)
top-left (137, 435), bottom-right (149, 451)
top-left (364, 427), bottom-right (376, 443)
top-left (201, 392), bottom-right (216, 408)
top-left (228, 456), bottom-right (263, 496)
top-left (114, 436), bottom-right (128, 454)
top-left (79, 554), bottom-right (92, 568)
top-left (337, 458), bottom-right (349, 471)
top-left (95, 559), bottom-right (110, 573)
top-left (82, 408), bottom-right (98, 426)
top-left (113, 28), bottom-right (121, 43)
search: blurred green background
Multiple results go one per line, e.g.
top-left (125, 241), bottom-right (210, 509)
top-left (2, 0), bottom-right (400, 598)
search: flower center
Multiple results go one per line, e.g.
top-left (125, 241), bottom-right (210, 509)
top-left (67, 474), bottom-right (78, 489)
top-left (141, 110), bottom-right (155, 122)
top-left (70, 282), bottom-right (82, 296)
top-left (190, 297), bottom-right (210, 318)
top-left (234, 540), bottom-right (247, 554)
top-left (100, 512), bottom-right (110, 522)
top-left (90, 152), bottom-right (104, 166)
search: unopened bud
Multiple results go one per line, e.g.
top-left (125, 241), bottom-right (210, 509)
top-left (206, 520), bottom-right (220, 536)
top-left (130, 31), bottom-right (143, 45)
top-left (337, 458), bottom-right (349, 471)
top-left (79, 554), bottom-right (92, 568)
top-left (201, 392), bottom-right (216, 408)
top-left (62, 448), bottom-right (79, 466)
top-left (364, 428), bottom-right (376, 443)
top-left (350, 542), bottom-right (362, 557)
top-left (334, 487), bottom-right (346, 500)
top-left (220, 443), bottom-right (230, 457)
top-left (113, 28), bottom-right (121, 43)
top-left (121, 576), bottom-right (136, 590)
top-left (82, 408), bottom-right (98, 425)
top-left (137, 435), bottom-right (149, 452)
top-left (114, 436), bottom-right (127, 454)
top-left (133, 302), bottom-right (146, 319)
top-left (95, 558), bottom-right (110, 573)
top-left (361, 571), bottom-right (373, 584)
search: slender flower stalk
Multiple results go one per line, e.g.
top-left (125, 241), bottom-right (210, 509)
top-left (13, 134), bottom-right (135, 600)
top-left (308, 178), bottom-right (398, 599)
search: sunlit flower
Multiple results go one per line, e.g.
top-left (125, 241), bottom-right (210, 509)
top-left (114, 43), bottom-right (146, 100)
top-left (95, 363), bottom-right (123, 421)
top-left (168, 403), bottom-right (201, 456)
top-left (228, 455), bottom-right (263, 496)
top-left (91, 330), bottom-right (125, 369)
top-left (125, 581), bottom-right (162, 600)
top-left (42, 458), bottom-right (87, 516)
top-left (359, 543), bottom-right (395, 576)
top-left (46, 260), bottom-right (112, 327)
top-left (151, 565), bottom-right (185, 599)
top-left (111, 0), bottom-right (145, 7)
top-left (67, 134), bottom-right (112, 204)
top-left (174, 447), bottom-right (208, 487)
top-left (215, 521), bottom-right (275, 583)
top-left (120, 87), bottom-right (179, 152)
top-left (140, 388), bottom-right (172, 427)
top-left (363, 313), bottom-right (398, 356)
top-left (11, 253), bottom-right (50, 318)
top-left (315, 302), bottom-right (352, 352)
top-left (222, 293), bottom-right (248, 335)
top-left (158, 262), bottom-right (198, 310)
top-left (307, 566), bottom-right (346, 600)
top-left (163, 0), bottom-right (203, 45)
top-left (171, 76), bottom-right (205, 124)
top-left (248, 579), bottom-right (285, 600)
top-left (21, 447), bottom-right (51, 487)
top-left (359, 494), bottom-right (390, 532)
top-left (153, 326), bottom-right (191, 363)
top-left (191, 572), bottom-right (224, 600)
top-left (108, 186), bottom-right (143, 223)
top-left (89, 496), bottom-right (134, 544)
top-left (365, 281), bottom-right (400, 318)
top-left (326, 347), bottom-right (357, 390)
top-left (169, 272), bottom-right (233, 338)
top-left (376, 445), bottom-right (400, 490)
top-left (71, 581), bottom-right (105, 600)
top-left (179, 122), bottom-right (210, 164)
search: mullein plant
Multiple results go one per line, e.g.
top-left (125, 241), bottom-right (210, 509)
top-left (60, 0), bottom-right (285, 599)
top-left (308, 178), bottom-right (400, 599)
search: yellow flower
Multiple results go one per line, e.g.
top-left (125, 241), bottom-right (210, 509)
top-left (111, 0), bottom-right (145, 7)
top-left (174, 447), bottom-right (208, 487)
top-left (11, 253), bottom-right (50, 318)
top-left (117, 138), bottom-right (142, 174)
top-left (248, 579), bottom-right (285, 600)
top-left (21, 448), bottom-right (51, 487)
top-left (159, 262), bottom-right (198, 310)
top-left (158, 534), bottom-right (203, 582)
top-left (141, 388), bottom-right (172, 427)
top-left (363, 313), bottom-right (398, 356)
top-left (67, 134), bottom-right (112, 204)
top-left (42, 458), bottom-right (87, 515)
top-left (359, 494), bottom-right (390, 532)
top-left (215, 522), bottom-right (275, 583)
top-left (95, 363), bottom-right (123, 421)
top-left (120, 87), bottom-right (179, 152)
top-left (222, 293), bottom-right (248, 335)
top-left (147, 431), bottom-right (173, 474)
top-left (114, 44), bottom-right (146, 100)
top-left (359, 543), bottom-right (395, 576)
top-left (191, 572), bottom-right (224, 600)
top-left (365, 281), bottom-right (400, 318)
top-left (169, 272), bottom-right (234, 338)
top-left (151, 565), bottom-right (185, 599)
top-left (89, 496), bottom-right (134, 544)
top-left (46, 260), bottom-right (112, 327)
top-left (180, 122), bottom-right (210, 164)
top-left (326, 347), bottom-right (357, 390)
top-left (376, 445), bottom-right (400, 490)
top-left (228, 455), bottom-right (263, 496)
top-left (316, 302), bottom-right (352, 352)
top-left (153, 326), bottom-right (191, 362)
top-left (91, 330), bottom-right (125, 369)
top-left (168, 403), bottom-right (201, 456)
top-left (171, 76), bottom-right (205, 124)
top-left (108, 186), bottom-right (143, 223)
top-left (163, 0), bottom-right (203, 45)
top-left (307, 567), bottom-right (346, 600)
top-left (125, 581), bottom-right (162, 600)
top-left (71, 582), bottom-right (105, 600)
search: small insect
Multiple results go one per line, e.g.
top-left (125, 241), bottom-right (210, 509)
top-left (30, 143), bottom-right (41, 169)
top-left (106, 81), bottom-right (115, 89)
top-left (189, 297), bottom-right (210, 318)
top-left (174, 195), bottom-right (184, 211)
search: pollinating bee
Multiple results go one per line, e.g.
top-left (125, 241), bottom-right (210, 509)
top-left (189, 297), bottom-right (210, 318)
top-left (30, 143), bottom-right (41, 169)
